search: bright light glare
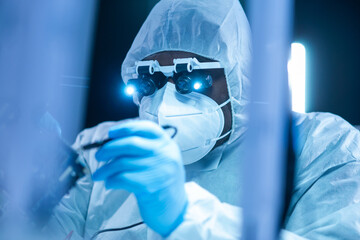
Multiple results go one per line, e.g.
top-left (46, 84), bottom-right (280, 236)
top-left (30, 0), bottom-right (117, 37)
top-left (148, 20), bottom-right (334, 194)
top-left (193, 82), bottom-right (202, 90)
top-left (288, 43), bottom-right (306, 113)
top-left (125, 85), bottom-right (135, 96)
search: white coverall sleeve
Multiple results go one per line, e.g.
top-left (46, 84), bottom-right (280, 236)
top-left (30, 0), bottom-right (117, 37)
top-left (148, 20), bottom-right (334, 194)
top-left (165, 182), bottom-right (307, 240)
top-left (44, 173), bottom-right (93, 239)
top-left (43, 128), bottom-right (95, 239)
top-left (167, 182), bottom-right (242, 240)
top-left (285, 161), bottom-right (360, 239)
top-left (285, 112), bottom-right (360, 239)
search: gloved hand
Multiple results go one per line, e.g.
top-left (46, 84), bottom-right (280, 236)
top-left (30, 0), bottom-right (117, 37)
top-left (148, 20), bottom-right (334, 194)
top-left (92, 120), bottom-right (188, 237)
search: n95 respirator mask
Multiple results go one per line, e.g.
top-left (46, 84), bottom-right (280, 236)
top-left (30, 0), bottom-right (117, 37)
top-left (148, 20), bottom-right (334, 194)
top-left (139, 83), bottom-right (230, 165)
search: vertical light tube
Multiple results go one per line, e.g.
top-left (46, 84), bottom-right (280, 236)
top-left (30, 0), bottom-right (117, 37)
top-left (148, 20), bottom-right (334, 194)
top-left (288, 43), bottom-right (306, 113)
top-left (243, 0), bottom-right (294, 240)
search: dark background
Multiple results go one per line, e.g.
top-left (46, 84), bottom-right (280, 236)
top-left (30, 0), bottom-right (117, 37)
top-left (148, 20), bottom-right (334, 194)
top-left (85, 0), bottom-right (360, 129)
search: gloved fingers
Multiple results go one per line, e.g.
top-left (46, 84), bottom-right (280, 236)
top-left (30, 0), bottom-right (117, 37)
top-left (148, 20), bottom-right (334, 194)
top-left (95, 136), bottom-right (165, 161)
top-left (103, 170), bottom-right (160, 193)
top-left (92, 156), bottom-right (153, 181)
top-left (109, 120), bottom-right (166, 140)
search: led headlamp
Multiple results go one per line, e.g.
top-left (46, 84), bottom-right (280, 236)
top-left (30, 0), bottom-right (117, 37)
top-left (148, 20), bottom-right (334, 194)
top-left (125, 58), bottom-right (223, 96)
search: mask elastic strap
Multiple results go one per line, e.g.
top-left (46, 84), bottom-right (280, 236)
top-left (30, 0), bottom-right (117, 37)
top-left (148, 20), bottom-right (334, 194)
top-left (205, 97), bottom-right (232, 114)
top-left (214, 129), bottom-right (231, 141)
top-left (205, 129), bottom-right (232, 146)
top-left (218, 97), bottom-right (232, 109)
top-left (204, 97), bottom-right (233, 144)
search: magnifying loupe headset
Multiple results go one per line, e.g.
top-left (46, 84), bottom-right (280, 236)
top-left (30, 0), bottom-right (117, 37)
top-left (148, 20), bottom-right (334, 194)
top-left (125, 58), bottom-right (223, 96)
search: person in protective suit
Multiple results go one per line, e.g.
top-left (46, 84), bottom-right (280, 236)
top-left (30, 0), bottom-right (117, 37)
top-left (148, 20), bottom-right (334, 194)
top-left (47, 0), bottom-right (360, 239)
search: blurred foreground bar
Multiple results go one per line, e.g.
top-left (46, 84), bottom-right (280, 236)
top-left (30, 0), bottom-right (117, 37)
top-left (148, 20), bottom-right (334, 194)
top-left (242, 0), bottom-right (294, 239)
top-left (0, 0), bottom-right (97, 238)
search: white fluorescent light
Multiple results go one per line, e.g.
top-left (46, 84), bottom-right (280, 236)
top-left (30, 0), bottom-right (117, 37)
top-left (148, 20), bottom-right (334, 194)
top-left (288, 43), bottom-right (306, 113)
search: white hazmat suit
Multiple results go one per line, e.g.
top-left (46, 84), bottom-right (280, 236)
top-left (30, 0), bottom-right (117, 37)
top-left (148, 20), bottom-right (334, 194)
top-left (48, 0), bottom-right (360, 239)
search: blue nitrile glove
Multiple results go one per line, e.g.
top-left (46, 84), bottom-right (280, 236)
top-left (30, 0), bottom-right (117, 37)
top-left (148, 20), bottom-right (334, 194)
top-left (92, 120), bottom-right (188, 237)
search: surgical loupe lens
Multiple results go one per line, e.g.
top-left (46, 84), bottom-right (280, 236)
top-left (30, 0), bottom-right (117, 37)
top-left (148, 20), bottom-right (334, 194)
top-left (139, 77), bottom-right (156, 96)
top-left (175, 75), bottom-right (192, 94)
top-left (203, 74), bottom-right (213, 88)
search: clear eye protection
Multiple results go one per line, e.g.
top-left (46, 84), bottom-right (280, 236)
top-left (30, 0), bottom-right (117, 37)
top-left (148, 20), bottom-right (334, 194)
top-left (125, 58), bottom-right (223, 96)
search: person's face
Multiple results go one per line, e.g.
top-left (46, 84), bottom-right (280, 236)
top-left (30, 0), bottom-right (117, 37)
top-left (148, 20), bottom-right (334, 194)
top-left (143, 51), bottom-right (232, 148)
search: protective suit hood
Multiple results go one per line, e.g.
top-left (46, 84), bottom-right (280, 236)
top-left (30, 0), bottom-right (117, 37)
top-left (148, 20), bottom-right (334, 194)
top-left (121, 0), bottom-right (251, 144)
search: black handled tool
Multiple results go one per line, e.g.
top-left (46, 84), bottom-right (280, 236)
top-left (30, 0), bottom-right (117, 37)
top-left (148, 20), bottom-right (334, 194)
top-left (81, 125), bottom-right (177, 150)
